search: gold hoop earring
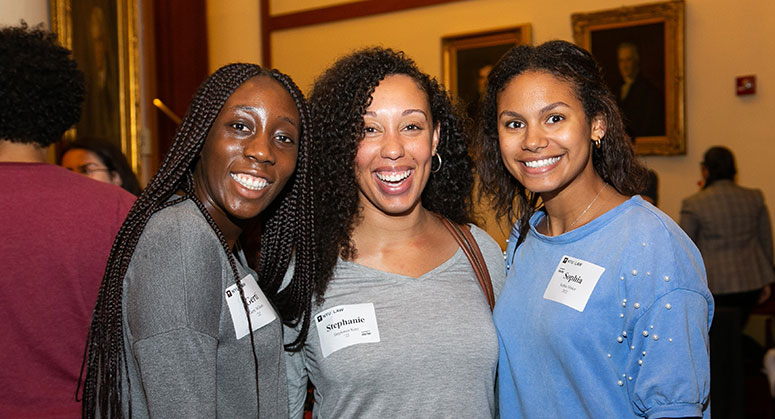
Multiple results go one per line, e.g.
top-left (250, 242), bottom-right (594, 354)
top-left (431, 153), bottom-right (443, 173)
top-left (593, 138), bottom-right (602, 149)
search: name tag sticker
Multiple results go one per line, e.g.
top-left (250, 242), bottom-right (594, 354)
top-left (315, 303), bottom-right (380, 358)
top-left (225, 274), bottom-right (277, 339)
top-left (543, 255), bottom-right (605, 312)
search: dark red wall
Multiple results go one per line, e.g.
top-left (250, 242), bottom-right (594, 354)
top-left (153, 0), bottom-right (209, 161)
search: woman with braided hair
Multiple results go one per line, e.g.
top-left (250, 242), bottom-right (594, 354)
top-left (285, 47), bottom-right (506, 418)
top-left (80, 63), bottom-right (318, 418)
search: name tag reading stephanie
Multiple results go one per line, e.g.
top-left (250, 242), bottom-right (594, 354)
top-left (225, 274), bottom-right (277, 339)
top-left (315, 303), bottom-right (380, 358)
top-left (543, 255), bottom-right (605, 312)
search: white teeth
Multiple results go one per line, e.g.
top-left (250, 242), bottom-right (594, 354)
top-left (231, 173), bottom-right (268, 190)
top-left (524, 156), bottom-right (561, 168)
top-left (376, 170), bottom-right (411, 183)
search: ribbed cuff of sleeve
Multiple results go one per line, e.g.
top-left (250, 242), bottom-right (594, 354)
top-left (645, 402), bottom-right (703, 419)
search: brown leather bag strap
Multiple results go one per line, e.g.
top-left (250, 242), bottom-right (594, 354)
top-left (459, 224), bottom-right (495, 309)
top-left (437, 215), bottom-right (496, 311)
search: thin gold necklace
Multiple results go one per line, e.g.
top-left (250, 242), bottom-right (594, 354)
top-left (546, 183), bottom-right (607, 235)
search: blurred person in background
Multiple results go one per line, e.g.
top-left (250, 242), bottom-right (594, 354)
top-left (680, 145), bottom-right (775, 418)
top-left (60, 137), bottom-right (142, 195)
top-left (0, 22), bottom-right (134, 418)
top-left (640, 168), bottom-right (659, 206)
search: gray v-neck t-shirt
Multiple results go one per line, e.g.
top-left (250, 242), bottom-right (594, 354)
top-left (286, 224), bottom-right (506, 419)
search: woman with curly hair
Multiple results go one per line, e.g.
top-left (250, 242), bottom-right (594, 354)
top-left (80, 63), bottom-right (319, 418)
top-left (477, 40), bottom-right (712, 418)
top-left (285, 47), bottom-right (505, 418)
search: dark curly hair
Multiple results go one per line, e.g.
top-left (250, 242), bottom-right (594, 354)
top-left (476, 40), bottom-right (648, 246)
top-left (701, 146), bottom-right (736, 188)
top-left (79, 64), bottom-right (319, 418)
top-left (310, 47), bottom-right (473, 290)
top-left (0, 22), bottom-right (85, 146)
top-left (60, 137), bottom-right (143, 195)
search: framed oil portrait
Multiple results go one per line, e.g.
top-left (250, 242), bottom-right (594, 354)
top-left (50, 0), bottom-right (141, 172)
top-left (572, 0), bottom-right (685, 155)
top-left (442, 25), bottom-right (532, 118)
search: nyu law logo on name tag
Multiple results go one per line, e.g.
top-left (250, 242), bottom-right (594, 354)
top-left (315, 303), bottom-right (380, 357)
top-left (224, 274), bottom-right (277, 339)
top-left (543, 255), bottom-right (605, 312)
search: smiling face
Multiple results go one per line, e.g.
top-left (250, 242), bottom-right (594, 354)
top-left (354, 74), bottom-right (439, 217)
top-left (496, 70), bottom-right (605, 198)
top-left (194, 75), bottom-right (299, 236)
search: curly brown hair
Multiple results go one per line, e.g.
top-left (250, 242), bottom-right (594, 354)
top-left (310, 47), bottom-right (474, 294)
top-left (476, 40), bottom-right (648, 246)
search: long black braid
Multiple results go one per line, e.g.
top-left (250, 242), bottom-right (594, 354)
top-left (79, 63), bottom-right (319, 418)
top-left (255, 69), bottom-right (319, 351)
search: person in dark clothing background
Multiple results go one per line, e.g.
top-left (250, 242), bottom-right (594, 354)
top-left (680, 146), bottom-right (775, 419)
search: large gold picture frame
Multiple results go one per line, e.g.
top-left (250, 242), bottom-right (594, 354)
top-left (442, 25), bottom-right (531, 117)
top-left (50, 0), bottom-right (142, 172)
top-left (572, 0), bottom-right (685, 155)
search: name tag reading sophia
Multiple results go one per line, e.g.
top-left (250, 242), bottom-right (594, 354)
top-left (225, 274), bottom-right (277, 339)
top-left (315, 303), bottom-right (380, 357)
top-left (543, 255), bottom-right (605, 312)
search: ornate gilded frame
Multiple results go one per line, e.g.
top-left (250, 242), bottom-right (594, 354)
top-left (572, 0), bottom-right (685, 155)
top-left (441, 25), bottom-right (532, 112)
top-left (50, 0), bottom-right (142, 172)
